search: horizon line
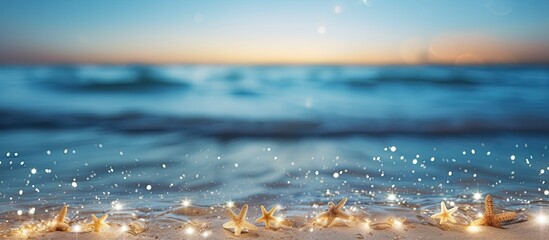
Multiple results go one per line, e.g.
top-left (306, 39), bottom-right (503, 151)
top-left (1, 61), bottom-right (549, 67)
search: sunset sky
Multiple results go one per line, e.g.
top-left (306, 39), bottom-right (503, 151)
top-left (0, 0), bottom-right (548, 65)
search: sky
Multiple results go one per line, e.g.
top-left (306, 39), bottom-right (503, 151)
top-left (0, 0), bottom-right (548, 65)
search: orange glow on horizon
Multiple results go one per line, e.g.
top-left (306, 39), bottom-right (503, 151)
top-left (1, 32), bottom-right (547, 65)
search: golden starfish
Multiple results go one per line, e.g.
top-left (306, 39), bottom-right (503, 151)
top-left (48, 205), bottom-right (70, 231)
top-left (471, 195), bottom-right (517, 228)
top-left (223, 204), bottom-right (258, 235)
top-left (316, 198), bottom-right (352, 227)
top-left (91, 214), bottom-right (109, 232)
top-left (431, 201), bottom-right (458, 224)
top-left (255, 205), bottom-right (277, 229)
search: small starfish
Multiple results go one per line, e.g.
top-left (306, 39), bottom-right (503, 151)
top-left (223, 204), bottom-right (258, 235)
top-left (48, 205), bottom-right (70, 231)
top-left (471, 195), bottom-right (517, 228)
top-left (91, 214), bottom-right (109, 232)
top-left (316, 198), bottom-right (352, 227)
top-left (431, 201), bottom-right (459, 224)
top-left (255, 205), bottom-right (277, 229)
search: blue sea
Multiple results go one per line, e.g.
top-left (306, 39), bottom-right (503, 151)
top-left (0, 65), bottom-right (547, 231)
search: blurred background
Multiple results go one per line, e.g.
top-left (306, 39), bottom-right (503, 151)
top-left (0, 0), bottom-right (547, 214)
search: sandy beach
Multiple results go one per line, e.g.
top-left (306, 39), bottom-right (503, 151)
top-left (2, 203), bottom-right (547, 240)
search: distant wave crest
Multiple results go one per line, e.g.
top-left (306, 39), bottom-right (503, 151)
top-left (38, 66), bottom-right (189, 91)
top-left (5, 65), bottom-right (548, 93)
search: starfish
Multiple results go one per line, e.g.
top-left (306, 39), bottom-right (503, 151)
top-left (471, 195), bottom-right (517, 228)
top-left (255, 205), bottom-right (277, 229)
top-left (91, 214), bottom-right (109, 232)
top-left (48, 205), bottom-right (70, 231)
top-left (431, 201), bottom-right (459, 224)
top-left (316, 198), bottom-right (352, 227)
top-left (223, 204), bottom-right (258, 235)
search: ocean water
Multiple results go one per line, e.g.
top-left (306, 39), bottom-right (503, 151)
top-left (0, 65), bottom-right (547, 230)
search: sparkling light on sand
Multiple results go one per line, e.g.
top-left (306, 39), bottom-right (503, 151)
top-left (536, 214), bottom-right (547, 225)
top-left (392, 219), bottom-right (403, 229)
top-left (362, 221), bottom-right (371, 230)
top-left (185, 226), bottom-right (195, 235)
top-left (467, 225), bottom-right (481, 233)
top-left (201, 230), bottom-right (211, 238)
top-left (19, 229), bottom-right (28, 237)
top-left (71, 224), bottom-right (82, 232)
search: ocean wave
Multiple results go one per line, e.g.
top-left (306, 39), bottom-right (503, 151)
top-left (1, 65), bottom-right (547, 137)
top-left (328, 66), bottom-right (549, 87)
top-left (2, 65), bottom-right (548, 93)
top-left (35, 65), bottom-right (190, 91)
top-left (1, 108), bottom-right (547, 138)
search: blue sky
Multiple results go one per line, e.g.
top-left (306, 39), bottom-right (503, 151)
top-left (0, 0), bottom-right (548, 64)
